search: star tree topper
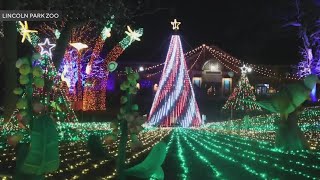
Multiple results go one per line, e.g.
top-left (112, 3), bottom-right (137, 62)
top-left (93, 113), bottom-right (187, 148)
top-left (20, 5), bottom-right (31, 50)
top-left (38, 38), bottom-right (56, 58)
top-left (125, 26), bottom-right (142, 44)
top-left (19, 21), bottom-right (38, 43)
top-left (240, 65), bottom-right (252, 74)
top-left (171, 19), bottom-right (181, 30)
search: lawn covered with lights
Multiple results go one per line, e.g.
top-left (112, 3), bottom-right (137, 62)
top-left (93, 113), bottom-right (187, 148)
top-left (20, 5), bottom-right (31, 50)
top-left (1, 126), bottom-right (320, 179)
top-left (2, 2), bottom-right (320, 179)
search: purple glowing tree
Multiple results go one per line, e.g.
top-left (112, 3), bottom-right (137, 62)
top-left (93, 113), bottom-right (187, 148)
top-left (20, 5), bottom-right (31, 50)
top-left (286, 0), bottom-right (320, 101)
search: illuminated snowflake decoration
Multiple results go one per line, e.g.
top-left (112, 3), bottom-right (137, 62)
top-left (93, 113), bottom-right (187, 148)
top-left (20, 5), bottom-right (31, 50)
top-left (19, 21), bottom-right (38, 43)
top-left (125, 26), bottom-right (143, 44)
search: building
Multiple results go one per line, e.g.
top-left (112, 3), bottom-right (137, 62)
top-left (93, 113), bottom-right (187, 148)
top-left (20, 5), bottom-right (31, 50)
top-left (113, 44), bottom-right (299, 98)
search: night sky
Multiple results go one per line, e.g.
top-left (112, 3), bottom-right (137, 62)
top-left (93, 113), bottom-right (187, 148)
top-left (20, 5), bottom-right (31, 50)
top-left (119, 0), bottom-right (304, 65)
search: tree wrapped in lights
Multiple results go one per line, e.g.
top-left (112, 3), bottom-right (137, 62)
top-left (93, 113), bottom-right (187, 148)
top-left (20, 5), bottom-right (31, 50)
top-left (82, 20), bottom-right (115, 111)
top-left (37, 20), bottom-right (143, 111)
top-left (286, 0), bottom-right (320, 101)
top-left (148, 21), bottom-right (202, 127)
top-left (222, 73), bottom-right (262, 119)
top-left (3, 0), bottom-right (144, 123)
top-left (82, 26), bottom-right (143, 111)
top-left (103, 26), bottom-right (143, 70)
top-left (86, 17), bottom-right (114, 75)
top-left (83, 56), bottom-right (109, 111)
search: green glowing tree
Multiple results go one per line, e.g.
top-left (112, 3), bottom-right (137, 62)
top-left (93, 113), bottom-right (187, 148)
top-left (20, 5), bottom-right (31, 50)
top-left (104, 67), bottom-right (144, 180)
top-left (222, 74), bottom-right (262, 119)
top-left (12, 54), bottom-right (59, 179)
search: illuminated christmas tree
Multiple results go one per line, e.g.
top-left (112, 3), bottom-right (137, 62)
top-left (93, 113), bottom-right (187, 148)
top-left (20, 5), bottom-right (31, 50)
top-left (35, 39), bottom-right (78, 122)
top-left (7, 37), bottom-right (78, 128)
top-left (222, 67), bottom-right (262, 118)
top-left (148, 19), bottom-right (202, 127)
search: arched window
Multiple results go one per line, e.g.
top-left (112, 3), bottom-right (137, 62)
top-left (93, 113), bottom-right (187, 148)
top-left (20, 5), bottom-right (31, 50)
top-left (202, 59), bottom-right (221, 72)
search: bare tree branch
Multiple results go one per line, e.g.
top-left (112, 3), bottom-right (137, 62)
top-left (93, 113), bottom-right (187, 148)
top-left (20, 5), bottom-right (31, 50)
top-left (132, 8), bottom-right (168, 18)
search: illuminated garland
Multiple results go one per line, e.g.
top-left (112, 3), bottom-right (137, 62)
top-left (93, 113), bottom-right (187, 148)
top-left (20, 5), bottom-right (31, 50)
top-left (115, 44), bottom-right (205, 78)
top-left (117, 44), bottom-right (205, 76)
top-left (140, 43), bottom-right (300, 80)
top-left (187, 46), bottom-right (205, 72)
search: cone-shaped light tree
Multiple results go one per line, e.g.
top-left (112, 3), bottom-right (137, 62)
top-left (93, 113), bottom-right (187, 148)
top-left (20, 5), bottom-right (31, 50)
top-left (148, 19), bottom-right (202, 127)
top-left (222, 65), bottom-right (262, 118)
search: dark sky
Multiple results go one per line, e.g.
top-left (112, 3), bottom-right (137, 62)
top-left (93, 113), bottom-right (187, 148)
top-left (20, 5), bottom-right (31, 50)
top-left (119, 0), bottom-right (303, 65)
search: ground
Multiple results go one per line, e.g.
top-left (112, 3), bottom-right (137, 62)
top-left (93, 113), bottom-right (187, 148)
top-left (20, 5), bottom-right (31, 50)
top-left (1, 128), bottom-right (319, 179)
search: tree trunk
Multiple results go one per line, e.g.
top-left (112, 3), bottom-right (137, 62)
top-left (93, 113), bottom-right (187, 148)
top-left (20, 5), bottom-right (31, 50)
top-left (275, 113), bottom-right (309, 151)
top-left (3, 0), bottom-right (18, 122)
